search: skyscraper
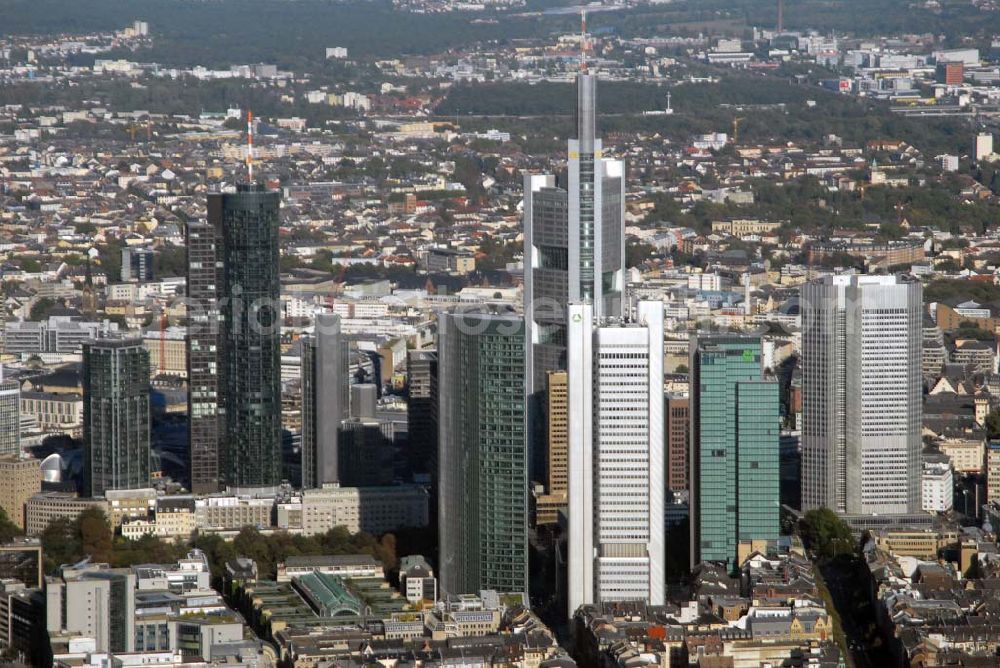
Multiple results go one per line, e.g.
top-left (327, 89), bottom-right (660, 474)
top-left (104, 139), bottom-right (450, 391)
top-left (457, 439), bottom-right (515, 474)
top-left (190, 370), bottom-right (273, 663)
top-left (801, 274), bottom-right (923, 515)
top-left (546, 370), bottom-right (569, 500)
top-left (666, 393), bottom-right (689, 492)
top-left (186, 220), bottom-right (222, 494)
top-left (690, 336), bottom-right (779, 570)
top-left (83, 339), bottom-right (150, 497)
top-left (406, 349), bottom-right (438, 480)
top-left (301, 313), bottom-right (348, 489)
top-left (438, 310), bottom-right (528, 595)
top-left (0, 367), bottom-right (20, 456)
top-left (534, 370), bottom-right (570, 526)
top-left (209, 183), bottom-right (283, 489)
top-left (567, 300), bottom-right (665, 616)
top-left (524, 71), bottom-right (625, 479)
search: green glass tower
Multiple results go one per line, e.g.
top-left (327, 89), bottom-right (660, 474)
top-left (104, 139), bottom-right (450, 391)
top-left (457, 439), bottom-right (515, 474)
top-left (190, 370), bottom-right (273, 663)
top-left (438, 311), bottom-right (528, 595)
top-left (208, 183), bottom-right (283, 488)
top-left (690, 336), bottom-right (779, 571)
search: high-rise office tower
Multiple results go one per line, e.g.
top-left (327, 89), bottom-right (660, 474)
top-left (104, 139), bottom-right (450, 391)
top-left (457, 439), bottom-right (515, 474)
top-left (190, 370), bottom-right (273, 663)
top-left (209, 183), bottom-right (283, 488)
top-left (534, 370), bottom-right (570, 526)
top-left (0, 455), bottom-right (40, 530)
top-left (83, 339), bottom-right (150, 497)
top-left (120, 247), bottom-right (155, 283)
top-left (567, 300), bottom-right (665, 616)
top-left (186, 220), bottom-right (222, 494)
top-left (690, 336), bottom-right (779, 570)
top-left (438, 310), bottom-right (528, 595)
top-left (666, 393), bottom-right (689, 492)
top-left (524, 71), bottom-right (625, 479)
top-left (987, 443), bottom-right (1000, 505)
top-left (0, 367), bottom-right (20, 456)
top-left (801, 274), bottom-right (923, 516)
top-left (45, 563), bottom-right (136, 653)
top-left (546, 370), bottom-right (569, 500)
top-left (301, 313), bottom-right (348, 489)
top-left (406, 349), bottom-right (437, 479)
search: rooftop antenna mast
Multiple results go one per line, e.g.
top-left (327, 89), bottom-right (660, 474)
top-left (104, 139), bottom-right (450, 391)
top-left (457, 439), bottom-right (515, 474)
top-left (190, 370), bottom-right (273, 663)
top-left (246, 110), bottom-right (254, 182)
top-left (580, 8), bottom-right (588, 73)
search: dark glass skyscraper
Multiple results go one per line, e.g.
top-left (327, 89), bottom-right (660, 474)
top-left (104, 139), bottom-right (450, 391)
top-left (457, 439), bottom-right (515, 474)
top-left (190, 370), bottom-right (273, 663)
top-left (186, 220), bottom-right (222, 493)
top-left (438, 311), bottom-right (528, 595)
top-left (406, 349), bottom-right (437, 479)
top-left (83, 339), bottom-right (150, 497)
top-left (207, 183), bottom-right (283, 488)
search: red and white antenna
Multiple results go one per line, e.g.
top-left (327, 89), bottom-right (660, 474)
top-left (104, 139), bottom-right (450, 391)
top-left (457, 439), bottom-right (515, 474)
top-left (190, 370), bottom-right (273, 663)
top-left (246, 110), bottom-right (255, 182)
top-left (580, 9), bottom-right (588, 73)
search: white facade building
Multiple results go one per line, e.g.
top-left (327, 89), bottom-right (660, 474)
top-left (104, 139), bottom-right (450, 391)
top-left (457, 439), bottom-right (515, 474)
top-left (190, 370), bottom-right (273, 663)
top-left (922, 461), bottom-right (954, 513)
top-left (301, 484), bottom-right (429, 536)
top-left (801, 274), bottom-right (923, 516)
top-left (975, 132), bottom-right (993, 162)
top-left (567, 300), bottom-right (664, 617)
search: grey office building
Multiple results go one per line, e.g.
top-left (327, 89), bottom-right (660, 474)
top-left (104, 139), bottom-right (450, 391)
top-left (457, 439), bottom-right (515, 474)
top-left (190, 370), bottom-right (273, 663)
top-left (4, 316), bottom-right (118, 355)
top-left (523, 72), bottom-right (625, 479)
top-left (45, 563), bottom-right (136, 653)
top-left (301, 313), bottom-right (348, 488)
top-left (801, 274), bottom-right (923, 515)
top-left (83, 339), bottom-right (150, 497)
top-left (209, 183), bottom-right (283, 488)
top-left (438, 311), bottom-right (528, 595)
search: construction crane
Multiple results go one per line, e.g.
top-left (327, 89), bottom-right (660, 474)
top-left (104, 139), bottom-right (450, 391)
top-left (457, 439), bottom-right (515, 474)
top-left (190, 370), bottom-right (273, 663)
top-left (732, 117), bottom-right (745, 144)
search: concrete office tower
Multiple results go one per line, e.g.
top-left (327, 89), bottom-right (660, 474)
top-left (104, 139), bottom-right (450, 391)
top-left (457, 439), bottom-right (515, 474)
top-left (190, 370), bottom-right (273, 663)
top-left (0, 455), bottom-right (40, 530)
top-left (406, 349), bottom-right (438, 479)
top-left (0, 367), bottom-right (20, 456)
top-left (987, 443), bottom-right (1000, 505)
top-left (45, 563), bottom-right (136, 653)
top-left (83, 340), bottom-right (151, 497)
top-left (438, 311), bottom-right (528, 595)
top-left (666, 393), bottom-right (689, 492)
top-left (690, 336), bottom-right (780, 570)
top-left (535, 370), bottom-right (570, 526)
top-left (301, 313), bottom-right (348, 489)
top-left (210, 183), bottom-right (283, 488)
top-left (186, 220), bottom-right (223, 494)
top-left (801, 274), bottom-right (923, 516)
top-left (547, 370), bottom-right (569, 499)
top-left (567, 300), bottom-right (665, 616)
top-left (524, 71), bottom-right (625, 479)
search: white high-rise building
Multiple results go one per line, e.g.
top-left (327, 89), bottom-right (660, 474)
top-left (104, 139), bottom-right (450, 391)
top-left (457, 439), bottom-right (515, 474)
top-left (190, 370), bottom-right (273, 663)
top-left (921, 461), bottom-right (954, 513)
top-left (567, 300), bottom-right (664, 617)
top-left (0, 366), bottom-right (20, 456)
top-left (801, 274), bottom-right (923, 516)
top-left (974, 132), bottom-right (993, 162)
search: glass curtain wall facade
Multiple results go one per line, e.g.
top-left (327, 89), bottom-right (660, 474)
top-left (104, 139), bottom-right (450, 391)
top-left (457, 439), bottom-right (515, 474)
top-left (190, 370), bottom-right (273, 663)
top-left (690, 336), bottom-right (779, 570)
top-left (438, 312), bottom-right (528, 595)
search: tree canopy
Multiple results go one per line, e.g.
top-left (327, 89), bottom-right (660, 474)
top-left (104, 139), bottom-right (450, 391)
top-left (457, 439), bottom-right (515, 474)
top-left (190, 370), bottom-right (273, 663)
top-left (800, 508), bottom-right (856, 561)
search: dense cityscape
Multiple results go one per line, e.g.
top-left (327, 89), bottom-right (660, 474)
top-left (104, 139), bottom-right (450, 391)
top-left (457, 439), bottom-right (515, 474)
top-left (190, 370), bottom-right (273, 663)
top-left (2, 0), bottom-right (1000, 666)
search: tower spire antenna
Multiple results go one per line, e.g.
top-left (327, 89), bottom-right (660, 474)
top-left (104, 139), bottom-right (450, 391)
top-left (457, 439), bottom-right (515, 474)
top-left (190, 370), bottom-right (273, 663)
top-left (246, 110), bottom-right (254, 182)
top-left (580, 8), bottom-right (587, 74)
